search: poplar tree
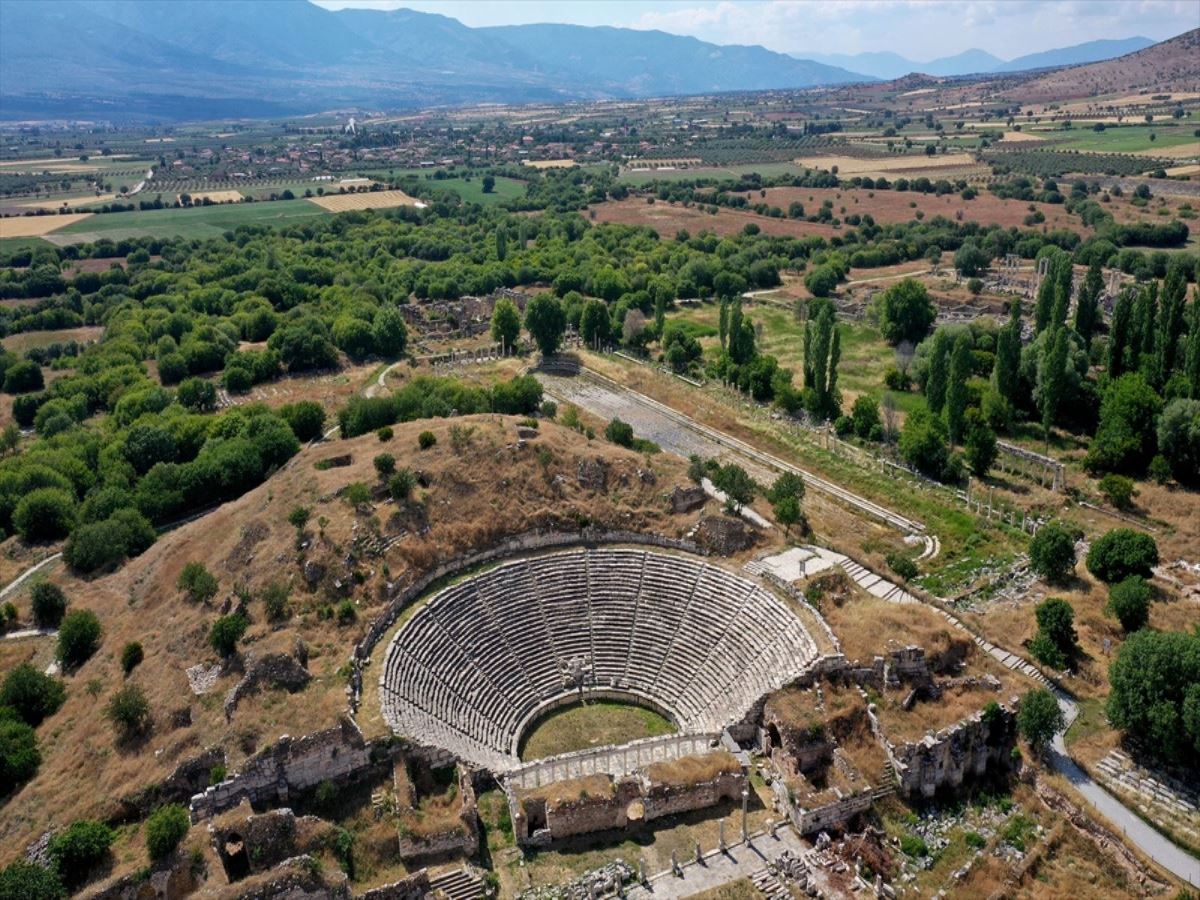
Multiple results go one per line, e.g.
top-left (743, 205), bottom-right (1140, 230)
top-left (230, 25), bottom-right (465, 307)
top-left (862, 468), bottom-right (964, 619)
top-left (1074, 260), bottom-right (1102, 344)
top-left (804, 303), bottom-right (840, 420)
top-left (1185, 290), bottom-right (1200, 399)
top-left (1107, 287), bottom-right (1134, 379)
top-left (1050, 253), bottom-right (1072, 331)
top-left (1157, 259), bottom-right (1188, 385)
top-left (1041, 327), bottom-right (1070, 446)
top-left (946, 332), bottom-right (972, 444)
top-left (718, 299), bottom-right (729, 350)
top-left (993, 300), bottom-right (1022, 404)
top-left (925, 329), bottom-right (951, 415)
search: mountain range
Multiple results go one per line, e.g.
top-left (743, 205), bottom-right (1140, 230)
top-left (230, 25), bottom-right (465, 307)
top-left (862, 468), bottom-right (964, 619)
top-left (802, 36), bottom-right (1156, 80)
top-left (0, 1), bottom-right (1170, 122)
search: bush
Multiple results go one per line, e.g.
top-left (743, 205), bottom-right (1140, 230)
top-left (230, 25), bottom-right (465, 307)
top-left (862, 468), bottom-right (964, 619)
top-left (49, 820), bottom-right (114, 888)
top-left (13, 487), bottom-right (75, 542)
top-left (336, 599), bottom-right (357, 625)
top-left (30, 582), bottom-right (67, 629)
top-left (376, 426), bottom-right (393, 442)
top-left (279, 401), bottom-right (326, 442)
top-left (3, 360), bottom-right (44, 394)
top-left (850, 395), bottom-right (880, 440)
top-left (388, 469), bottom-right (416, 501)
top-left (418, 430), bottom-right (436, 450)
top-left (373, 453), bottom-right (395, 477)
top-left (120, 641), bottom-right (144, 675)
top-left (1107, 576), bottom-right (1151, 633)
top-left (898, 407), bottom-right (949, 479)
top-left (209, 613), bottom-right (248, 657)
top-left (104, 684), bottom-right (151, 740)
top-left (177, 562), bottom-right (218, 603)
top-left (899, 834), bottom-right (929, 857)
top-left (886, 552), bottom-right (918, 581)
top-left (1028, 522), bottom-right (1076, 584)
top-left (0, 861), bottom-right (64, 899)
top-left (1086, 528), bottom-right (1159, 583)
top-left (144, 804), bottom-right (190, 861)
top-left (1097, 473), bottom-right (1136, 510)
top-left (833, 415), bottom-right (854, 437)
top-left (261, 581), bottom-right (290, 622)
top-left (56, 610), bottom-right (101, 668)
top-left (604, 417), bottom-right (634, 448)
top-left (804, 265), bottom-right (839, 297)
top-left (0, 710), bottom-right (40, 795)
top-left (0, 664), bottom-right (64, 726)
top-left (1029, 597), bottom-right (1077, 670)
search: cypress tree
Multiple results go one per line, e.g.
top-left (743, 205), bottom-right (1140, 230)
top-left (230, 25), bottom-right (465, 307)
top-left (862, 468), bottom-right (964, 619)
top-left (993, 299), bottom-right (1022, 404)
top-left (1074, 260), bottom-right (1102, 343)
top-left (1050, 254), bottom-right (1072, 330)
top-left (718, 299), bottom-right (729, 350)
top-left (495, 227), bottom-right (507, 261)
top-left (1034, 250), bottom-right (1062, 334)
top-left (946, 332), bottom-right (972, 444)
top-left (1108, 287), bottom-right (1134, 379)
top-left (1157, 259), bottom-right (1188, 385)
top-left (1185, 288), bottom-right (1200, 399)
top-left (925, 329), bottom-right (951, 415)
top-left (1041, 327), bottom-right (1070, 446)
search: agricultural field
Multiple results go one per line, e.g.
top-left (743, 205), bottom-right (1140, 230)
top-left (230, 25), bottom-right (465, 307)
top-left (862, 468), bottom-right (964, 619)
top-left (0, 212), bottom-right (93, 238)
top-left (307, 188), bottom-right (423, 212)
top-left (37, 198), bottom-right (329, 243)
top-left (1034, 123), bottom-right (1199, 154)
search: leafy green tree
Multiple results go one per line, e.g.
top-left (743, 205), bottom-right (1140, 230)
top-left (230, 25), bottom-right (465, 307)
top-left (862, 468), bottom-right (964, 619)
top-left (804, 265), bottom-right (839, 298)
top-left (524, 294), bottom-right (566, 356)
top-left (1074, 259), bottom-right (1102, 343)
top-left (177, 562), bottom-right (218, 603)
top-left (0, 664), bottom-right (64, 726)
top-left (1156, 398), bottom-right (1200, 484)
top-left (56, 610), bottom-right (101, 669)
top-left (1098, 473), bottom-right (1136, 510)
top-left (1017, 688), bottom-right (1064, 751)
top-left (579, 299), bottom-right (611, 347)
top-left (0, 860), bottom-right (63, 900)
top-left (49, 820), bottom-right (114, 889)
top-left (925, 329), bottom-right (950, 415)
top-left (1086, 528), bottom-right (1159, 583)
top-left (176, 377), bottom-right (216, 412)
top-left (1085, 373), bottom-right (1162, 474)
top-left (209, 613), bottom-right (248, 657)
top-left (803, 301), bottom-right (840, 419)
top-left (3, 360), bottom-right (43, 394)
top-left (371, 305), bottom-right (408, 359)
top-left (30, 582), bottom-right (67, 629)
top-left (850, 395), bottom-right (880, 440)
top-left (373, 453), bottom-right (395, 477)
top-left (279, 401), bottom-right (326, 442)
top-left (1038, 327), bottom-right (1069, 443)
top-left (1107, 286), bottom-right (1135, 379)
top-left (878, 279), bottom-right (936, 345)
top-left (1107, 576), bottom-right (1151, 633)
top-left (0, 710), bottom-right (40, 795)
top-left (145, 804), bottom-right (190, 861)
top-left (389, 469), bottom-right (416, 501)
top-left (713, 463), bottom-right (755, 512)
top-left (1107, 629), bottom-right (1200, 764)
top-left (954, 241), bottom-right (989, 278)
top-left (12, 487), bottom-right (75, 542)
top-left (1156, 258), bottom-right (1188, 386)
top-left (1028, 597), bottom-right (1078, 670)
top-left (1184, 289), bottom-right (1200, 398)
top-left (104, 684), bottom-right (151, 741)
top-left (481, 174), bottom-right (495, 194)
top-left (963, 419), bottom-right (997, 477)
top-left (1028, 522), bottom-right (1076, 584)
top-left (604, 418), bottom-right (634, 448)
top-left (899, 407), bottom-right (949, 480)
top-left (946, 332), bottom-right (972, 444)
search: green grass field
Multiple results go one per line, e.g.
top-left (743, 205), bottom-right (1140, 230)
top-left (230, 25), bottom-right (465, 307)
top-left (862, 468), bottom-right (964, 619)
top-left (518, 701), bottom-right (675, 760)
top-left (45, 198), bottom-right (329, 243)
top-left (431, 175), bottom-right (526, 205)
top-left (1037, 124), bottom-right (1199, 154)
top-left (618, 162), bottom-right (809, 184)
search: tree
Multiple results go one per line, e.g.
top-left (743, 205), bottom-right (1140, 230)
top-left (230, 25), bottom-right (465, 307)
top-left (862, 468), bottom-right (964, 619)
top-left (0, 861), bottom-right (63, 900)
top-left (766, 472), bottom-right (805, 532)
top-left (56, 610), bottom-right (101, 669)
top-left (1086, 528), bottom-right (1159, 583)
top-left (604, 418), bottom-right (634, 448)
top-left (1017, 688), bottom-right (1064, 751)
top-left (803, 302), bottom-right (840, 419)
top-left (49, 820), bottom-right (114, 889)
top-left (1107, 286), bottom-right (1135, 379)
top-left (373, 453), bottom-right (396, 477)
top-left (209, 613), bottom-right (248, 657)
top-left (579, 299), bottom-right (611, 347)
top-left (1074, 259), bottom-right (1102, 344)
top-left (371, 305), bottom-right (408, 359)
top-left (524, 294), bottom-right (566, 356)
top-left (945, 332), bottom-right (972, 444)
top-left (3, 360), bottom-right (43, 394)
top-left (878, 279), bottom-right (936, 345)
top-left (713, 463), bottom-right (755, 512)
top-left (0, 711), bottom-right (40, 795)
top-left (389, 469), bottom-right (416, 501)
top-left (495, 226), bottom-right (507, 261)
top-left (772, 495), bottom-right (802, 533)
top-left (1038, 327), bottom-right (1069, 443)
top-left (1098, 473), bottom-right (1136, 510)
top-left (1107, 576), bottom-right (1151, 632)
top-left (104, 684), bottom-right (151, 740)
top-left (120, 641), bottom-right (144, 675)
top-left (899, 407), bottom-right (950, 480)
top-left (1028, 523), bottom-right (1076, 584)
top-left (177, 562), bottom-right (218, 603)
top-left (176, 377), bottom-right (216, 412)
top-left (963, 420), bottom-right (997, 477)
top-left (30, 582), bottom-right (67, 629)
top-left (481, 174), bottom-right (495, 194)
top-left (1157, 398), bottom-right (1200, 484)
top-left (887, 552), bottom-right (918, 581)
top-left (12, 487), bottom-right (75, 542)
top-left (279, 401), bottom-right (326, 442)
top-left (0, 664), bottom-right (64, 726)
top-left (1156, 257), bottom-right (1188, 386)
top-left (145, 804), bottom-right (190, 861)
top-left (1028, 597), bottom-right (1078, 670)
top-left (1085, 373), bottom-right (1162, 474)
top-left (1184, 289), bottom-right (1200, 399)
top-left (954, 241), bottom-right (989, 278)
top-left (924, 329), bottom-right (951, 415)
top-left (804, 265), bottom-right (839, 298)
top-left (1108, 629), bottom-right (1200, 765)
top-left (850, 395), bottom-right (880, 440)
top-left (491, 300), bottom-right (521, 352)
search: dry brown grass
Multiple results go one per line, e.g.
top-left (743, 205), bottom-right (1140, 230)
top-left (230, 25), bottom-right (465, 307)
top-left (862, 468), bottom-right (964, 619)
top-left (520, 774), bottom-right (615, 807)
top-left (795, 153), bottom-right (979, 178)
top-left (0, 414), bottom-right (701, 864)
top-left (1, 325), bottom-right (103, 353)
top-left (308, 189), bottom-right (422, 213)
top-left (522, 159), bottom-right (577, 169)
top-left (0, 213), bottom-right (91, 237)
top-left (644, 751), bottom-right (740, 788)
top-left (183, 190), bottom-right (244, 204)
top-left (820, 592), bottom-right (963, 665)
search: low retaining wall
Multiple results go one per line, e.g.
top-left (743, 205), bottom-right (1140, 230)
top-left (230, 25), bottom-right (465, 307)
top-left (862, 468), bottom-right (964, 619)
top-left (507, 732), bottom-right (720, 791)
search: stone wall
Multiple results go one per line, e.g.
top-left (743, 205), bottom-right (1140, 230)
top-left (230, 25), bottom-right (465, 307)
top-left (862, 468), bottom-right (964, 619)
top-left (357, 870), bottom-right (431, 900)
top-left (350, 528), bottom-right (705, 710)
top-left (880, 704), bottom-right (1017, 799)
top-left (190, 718), bottom-right (380, 821)
top-left (397, 768), bottom-right (480, 862)
top-left (116, 746), bottom-right (225, 822)
top-left (777, 786), bottom-right (875, 836)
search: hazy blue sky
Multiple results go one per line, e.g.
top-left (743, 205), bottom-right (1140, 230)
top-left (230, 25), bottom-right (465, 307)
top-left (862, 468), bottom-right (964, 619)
top-left (312, 1), bottom-right (1198, 60)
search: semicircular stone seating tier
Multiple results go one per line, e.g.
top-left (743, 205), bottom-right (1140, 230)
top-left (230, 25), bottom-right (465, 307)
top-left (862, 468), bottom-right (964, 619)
top-left (379, 547), bottom-right (820, 772)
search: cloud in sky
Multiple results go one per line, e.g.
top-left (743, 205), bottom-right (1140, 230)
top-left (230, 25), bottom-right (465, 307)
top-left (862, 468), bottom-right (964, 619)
top-left (313, 0), bottom-right (1198, 60)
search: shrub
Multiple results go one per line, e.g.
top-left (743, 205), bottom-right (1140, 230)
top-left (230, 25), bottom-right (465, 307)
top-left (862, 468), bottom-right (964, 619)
top-left (0, 861), bottom-right (64, 899)
top-left (1106, 576), bottom-right (1151, 633)
top-left (56, 610), bottom-right (101, 668)
top-left (417, 430), bottom-right (436, 450)
top-left (145, 805), bottom-right (190, 861)
top-left (3, 360), bottom-right (44, 394)
top-left (1086, 528), bottom-right (1159, 583)
top-left (1028, 597), bottom-right (1077, 670)
top-left (850, 395), bottom-right (880, 440)
top-left (0, 710), bottom-right (40, 795)
top-left (209, 613), bottom-right (248, 657)
top-left (899, 407), bottom-right (949, 479)
top-left (886, 552), bottom-right (918, 581)
top-left (376, 426), bottom-right (393, 442)
top-left (833, 415), bottom-right (854, 437)
top-left (279, 401), bottom-right (326, 442)
top-left (120, 641), bottom-right (144, 675)
top-left (1028, 522), bottom-right (1076, 584)
top-left (899, 834), bottom-right (929, 857)
top-left (1017, 688), bottom-right (1063, 750)
top-left (104, 684), bottom-right (151, 740)
top-left (261, 581), bottom-right (290, 622)
top-left (49, 820), bottom-right (114, 888)
top-left (389, 469), bottom-right (416, 501)
top-left (336, 599), bottom-right (357, 625)
top-left (1107, 629), bottom-right (1200, 765)
top-left (177, 562), bottom-right (218, 603)
top-left (13, 487), bottom-right (75, 542)
top-left (0, 664), bottom-right (64, 726)
top-left (373, 453), bottom-right (395, 477)
top-left (1097, 473), bottom-right (1136, 510)
top-left (1148, 454), bottom-right (1172, 485)
top-left (604, 417), bottom-right (634, 448)
top-left (30, 582), bottom-right (67, 629)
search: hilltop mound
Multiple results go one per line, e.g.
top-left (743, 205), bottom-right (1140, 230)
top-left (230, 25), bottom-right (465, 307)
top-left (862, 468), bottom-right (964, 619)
top-left (0, 414), bottom-right (702, 863)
